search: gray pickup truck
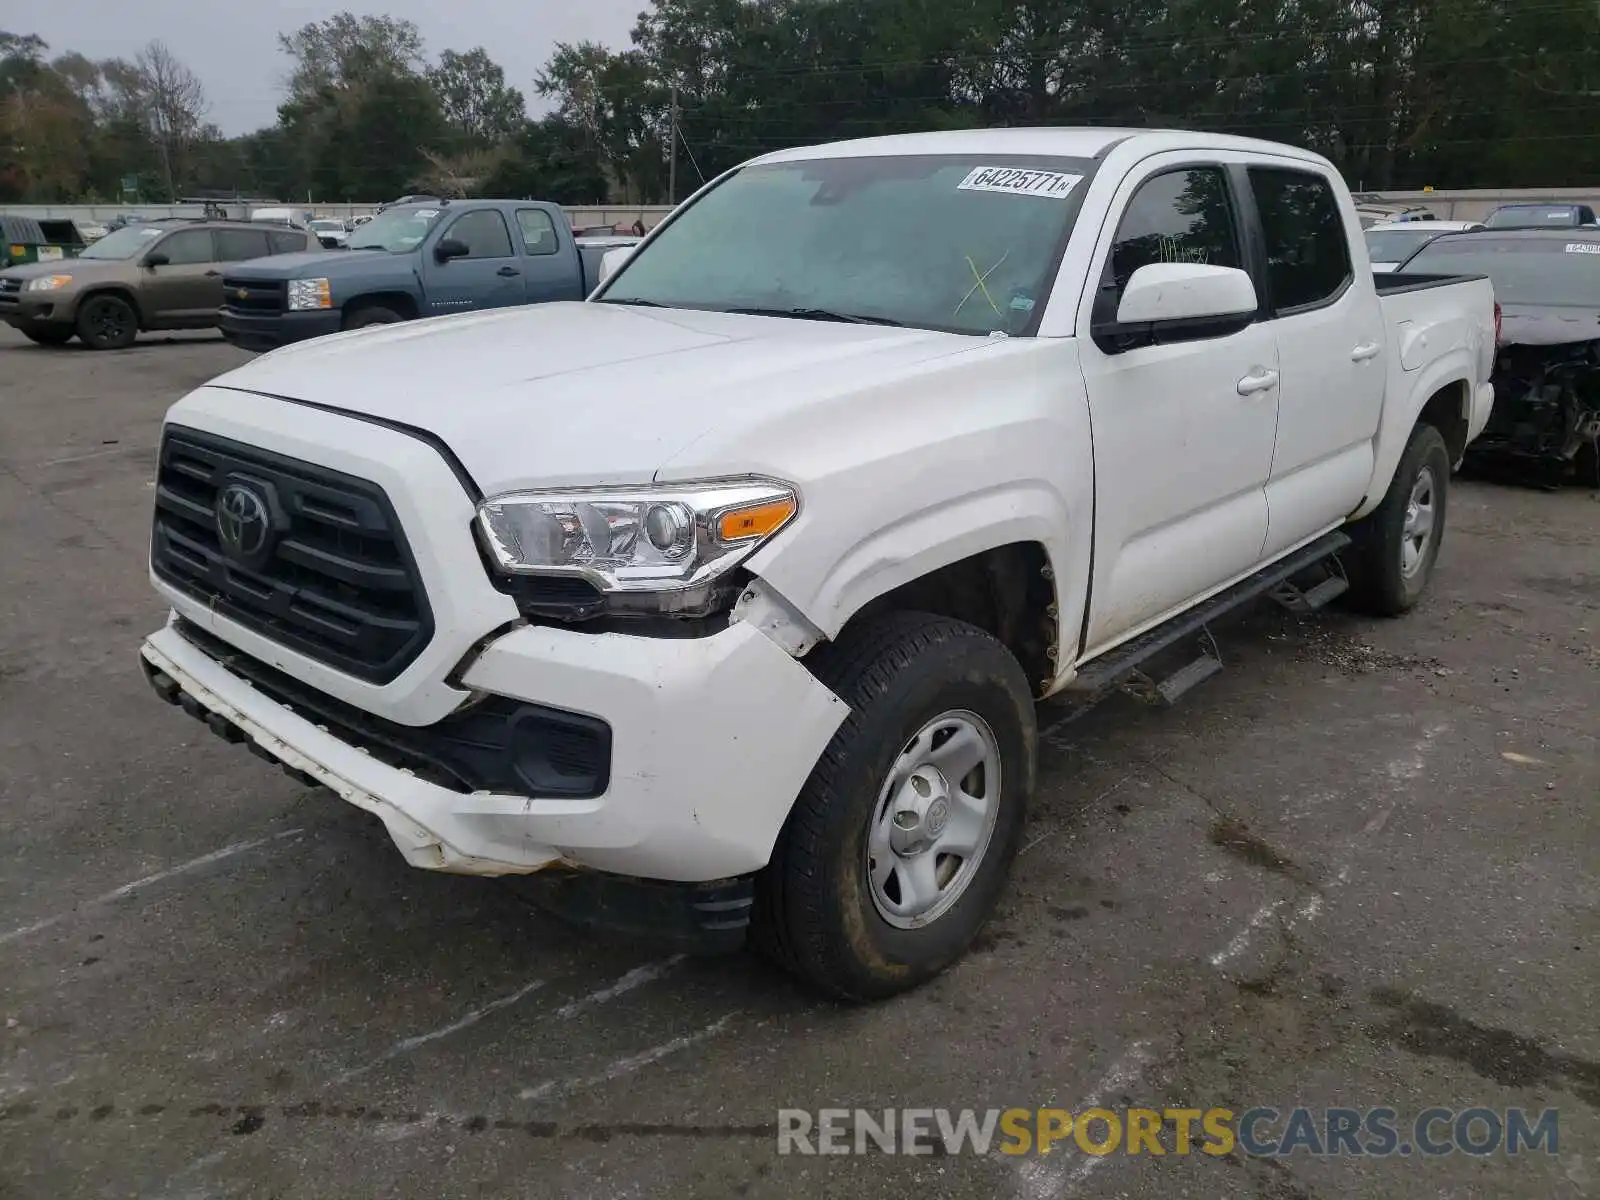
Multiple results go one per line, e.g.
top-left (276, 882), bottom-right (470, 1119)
top-left (218, 200), bottom-right (630, 350)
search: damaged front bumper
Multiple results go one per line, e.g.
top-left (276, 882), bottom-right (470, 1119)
top-left (140, 615), bottom-right (846, 885)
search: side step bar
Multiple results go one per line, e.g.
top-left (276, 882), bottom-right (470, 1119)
top-left (1066, 530), bottom-right (1352, 697)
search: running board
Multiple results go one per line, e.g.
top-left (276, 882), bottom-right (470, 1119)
top-left (1066, 531), bottom-right (1352, 696)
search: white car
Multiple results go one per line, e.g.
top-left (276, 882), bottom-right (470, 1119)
top-left (140, 128), bottom-right (1496, 999)
top-left (1366, 220), bottom-right (1485, 272)
top-left (309, 218), bottom-right (350, 247)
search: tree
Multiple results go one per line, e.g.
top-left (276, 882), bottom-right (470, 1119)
top-left (428, 48), bottom-right (526, 150)
top-left (132, 40), bottom-right (208, 199)
top-left (279, 12), bottom-right (426, 101)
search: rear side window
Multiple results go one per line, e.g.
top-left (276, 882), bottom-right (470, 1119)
top-left (1108, 167), bottom-right (1241, 292)
top-left (516, 209), bottom-right (558, 256)
top-left (1249, 168), bottom-right (1352, 312)
top-left (215, 229), bottom-right (272, 262)
top-left (267, 230), bottom-right (308, 254)
top-left (444, 210), bottom-right (514, 259)
top-left (157, 230), bottom-right (216, 265)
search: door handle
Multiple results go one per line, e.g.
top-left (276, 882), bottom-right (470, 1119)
top-left (497, 266), bottom-right (520, 277)
top-left (1236, 368), bottom-right (1280, 396)
top-left (1351, 341), bottom-right (1381, 362)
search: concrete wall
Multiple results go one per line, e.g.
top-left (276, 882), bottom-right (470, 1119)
top-left (9, 188), bottom-right (1600, 227)
top-left (1, 203), bottom-right (678, 229)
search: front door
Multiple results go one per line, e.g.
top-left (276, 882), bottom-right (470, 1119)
top-left (422, 210), bottom-right (524, 315)
top-left (1075, 160), bottom-right (1282, 656)
top-left (141, 229), bottom-right (221, 325)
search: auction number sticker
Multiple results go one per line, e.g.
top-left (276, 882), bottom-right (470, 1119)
top-left (958, 167), bottom-right (1083, 200)
top-left (1565, 242), bottom-right (1600, 254)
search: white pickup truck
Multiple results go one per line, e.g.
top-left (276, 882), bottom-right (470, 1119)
top-left (140, 129), bottom-right (1496, 1000)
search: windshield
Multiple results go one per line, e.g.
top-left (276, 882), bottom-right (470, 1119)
top-left (599, 155), bottom-right (1096, 335)
top-left (77, 224), bottom-right (166, 260)
top-left (1485, 206), bottom-right (1582, 229)
top-left (1366, 229), bottom-right (1440, 263)
top-left (347, 206), bottom-right (443, 252)
top-left (1405, 237), bottom-right (1600, 307)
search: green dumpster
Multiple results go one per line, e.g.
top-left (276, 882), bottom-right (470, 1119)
top-left (1, 216), bottom-right (86, 269)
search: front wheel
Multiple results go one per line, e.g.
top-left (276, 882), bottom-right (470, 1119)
top-left (75, 295), bottom-right (139, 350)
top-left (342, 305), bottom-right (404, 331)
top-left (1343, 423), bottom-right (1452, 616)
top-left (752, 612), bottom-right (1036, 1000)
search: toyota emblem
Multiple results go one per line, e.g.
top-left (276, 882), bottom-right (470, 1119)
top-left (216, 483), bottom-right (271, 559)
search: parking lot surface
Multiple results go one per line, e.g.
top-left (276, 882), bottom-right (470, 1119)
top-left (1, 325), bottom-right (1596, 1199)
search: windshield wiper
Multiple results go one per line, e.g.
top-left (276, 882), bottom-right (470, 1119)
top-left (600, 297), bottom-right (667, 308)
top-left (722, 306), bottom-right (905, 327)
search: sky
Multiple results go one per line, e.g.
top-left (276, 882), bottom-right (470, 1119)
top-left (18, 0), bottom-right (644, 135)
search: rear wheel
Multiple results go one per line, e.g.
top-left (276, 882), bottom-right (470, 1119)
top-left (752, 612), bottom-right (1036, 1000)
top-left (342, 305), bottom-right (404, 331)
top-left (1343, 423), bottom-right (1451, 616)
top-left (22, 327), bottom-right (73, 346)
top-left (76, 295), bottom-right (138, 350)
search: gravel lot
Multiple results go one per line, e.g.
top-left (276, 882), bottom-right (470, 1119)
top-left (0, 325), bottom-right (1595, 1200)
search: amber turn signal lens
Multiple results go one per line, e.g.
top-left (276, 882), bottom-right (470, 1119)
top-left (716, 497), bottom-right (797, 543)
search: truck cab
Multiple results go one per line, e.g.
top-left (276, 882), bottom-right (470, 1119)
top-left (218, 200), bottom-right (618, 350)
top-left (142, 129), bottom-right (1495, 1000)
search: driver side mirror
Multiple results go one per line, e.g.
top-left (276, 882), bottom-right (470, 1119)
top-left (433, 238), bottom-right (469, 263)
top-left (143, 252), bottom-right (170, 269)
top-left (1093, 263), bottom-right (1258, 352)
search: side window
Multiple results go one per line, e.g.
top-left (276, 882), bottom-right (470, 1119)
top-left (516, 209), bottom-right (558, 256)
top-left (443, 210), bottom-right (514, 259)
top-left (1107, 167), bottom-right (1241, 293)
top-left (1248, 168), bottom-right (1352, 312)
top-left (215, 229), bottom-right (271, 262)
top-left (267, 230), bottom-right (308, 254)
top-left (158, 230), bottom-right (216, 265)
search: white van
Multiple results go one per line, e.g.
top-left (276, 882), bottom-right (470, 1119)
top-left (248, 208), bottom-right (312, 230)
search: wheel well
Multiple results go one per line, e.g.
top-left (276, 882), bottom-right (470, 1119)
top-left (78, 287), bottom-right (144, 327)
top-left (837, 543), bottom-right (1058, 695)
top-left (1419, 381), bottom-right (1470, 465)
top-left (343, 292), bottom-right (418, 322)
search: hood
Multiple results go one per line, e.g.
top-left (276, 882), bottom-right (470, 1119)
top-left (225, 249), bottom-right (400, 280)
top-left (200, 301), bottom-right (992, 492)
top-left (0, 258), bottom-right (126, 282)
top-left (1498, 303), bottom-right (1600, 348)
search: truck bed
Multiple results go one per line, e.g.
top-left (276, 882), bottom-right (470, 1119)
top-left (1373, 271), bottom-right (1487, 295)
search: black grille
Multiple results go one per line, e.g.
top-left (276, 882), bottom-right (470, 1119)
top-left (171, 619), bottom-right (611, 798)
top-left (151, 427), bottom-right (432, 683)
top-left (221, 277), bottom-right (284, 313)
top-left (0, 277), bottom-right (19, 309)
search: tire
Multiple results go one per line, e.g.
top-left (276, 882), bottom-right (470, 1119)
top-left (1343, 423), bottom-right (1451, 616)
top-left (75, 294), bottom-right (139, 350)
top-left (22, 327), bottom-right (73, 346)
top-left (342, 305), bottom-right (404, 331)
top-left (752, 612), bottom-right (1036, 1001)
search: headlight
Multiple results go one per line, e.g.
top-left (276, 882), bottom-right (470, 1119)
top-left (24, 275), bottom-right (73, 292)
top-left (287, 277), bottom-right (332, 310)
top-left (477, 480), bottom-right (799, 598)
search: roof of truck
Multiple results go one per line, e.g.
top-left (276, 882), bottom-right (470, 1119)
top-left (752, 127), bottom-right (1330, 167)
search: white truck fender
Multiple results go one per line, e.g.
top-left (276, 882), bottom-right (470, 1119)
top-left (1352, 347), bottom-right (1479, 521)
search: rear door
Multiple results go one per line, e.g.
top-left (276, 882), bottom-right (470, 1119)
top-left (142, 229), bottom-right (221, 325)
top-left (1075, 157), bottom-right (1281, 655)
top-left (421, 209), bottom-right (524, 314)
top-left (214, 227), bottom-right (273, 268)
top-left (1248, 165), bottom-right (1387, 559)
top-left (514, 208), bottom-right (585, 302)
